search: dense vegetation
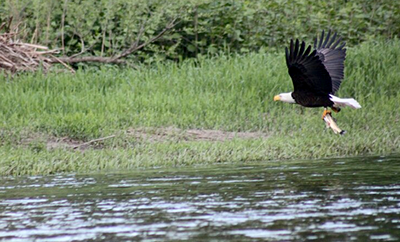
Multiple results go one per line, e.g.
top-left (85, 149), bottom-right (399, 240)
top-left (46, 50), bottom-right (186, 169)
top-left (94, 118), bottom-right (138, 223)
top-left (0, 39), bottom-right (399, 175)
top-left (1, 0), bottom-right (399, 63)
top-left (0, 1), bottom-right (398, 175)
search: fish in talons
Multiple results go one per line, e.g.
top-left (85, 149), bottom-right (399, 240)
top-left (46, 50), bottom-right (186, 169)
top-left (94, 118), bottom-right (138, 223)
top-left (323, 111), bottom-right (346, 135)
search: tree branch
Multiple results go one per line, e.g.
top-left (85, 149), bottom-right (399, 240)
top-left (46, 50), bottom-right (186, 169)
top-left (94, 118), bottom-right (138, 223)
top-left (48, 18), bottom-right (179, 65)
top-left (48, 56), bottom-right (126, 64)
top-left (0, 17), bottom-right (179, 72)
top-left (113, 18), bottom-right (178, 60)
top-left (73, 134), bottom-right (116, 149)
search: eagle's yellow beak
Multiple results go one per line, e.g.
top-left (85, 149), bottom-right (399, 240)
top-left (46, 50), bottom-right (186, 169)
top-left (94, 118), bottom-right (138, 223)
top-left (274, 95), bottom-right (281, 101)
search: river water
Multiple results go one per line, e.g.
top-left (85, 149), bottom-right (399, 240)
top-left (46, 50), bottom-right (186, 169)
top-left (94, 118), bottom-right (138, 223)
top-left (1, 155), bottom-right (400, 241)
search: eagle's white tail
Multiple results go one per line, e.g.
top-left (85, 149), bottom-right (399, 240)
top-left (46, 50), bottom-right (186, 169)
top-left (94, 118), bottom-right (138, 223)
top-left (329, 95), bottom-right (361, 109)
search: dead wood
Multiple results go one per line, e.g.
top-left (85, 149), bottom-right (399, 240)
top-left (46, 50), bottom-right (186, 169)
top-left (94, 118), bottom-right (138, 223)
top-left (0, 18), bottom-right (178, 73)
top-left (48, 18), bottom-right (178, 65)
top-left (72, 134), bottom-right (116, 150)
top-left (0, 31), bottom-right (56, 73)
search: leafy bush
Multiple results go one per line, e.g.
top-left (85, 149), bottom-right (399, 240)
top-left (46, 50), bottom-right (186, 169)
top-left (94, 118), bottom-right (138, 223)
top-left (1, 0), bottom-right (399, 63)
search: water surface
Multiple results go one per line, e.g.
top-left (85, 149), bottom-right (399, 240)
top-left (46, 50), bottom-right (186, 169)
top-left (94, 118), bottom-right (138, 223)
top-left (1, 155), bottom-right (400, 241)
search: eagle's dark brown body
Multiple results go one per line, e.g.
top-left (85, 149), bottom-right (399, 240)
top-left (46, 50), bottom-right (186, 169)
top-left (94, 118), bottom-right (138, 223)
top-left (291, 91), bottom-right (334, 108)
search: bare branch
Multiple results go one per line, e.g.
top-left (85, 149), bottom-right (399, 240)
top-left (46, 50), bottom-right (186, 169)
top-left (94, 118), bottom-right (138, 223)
top-left (73, 135), bottom-right (116, 149)
top-left (48, 56), bottom-right (126, 64)
top-left (48, 18), bottom-right (179, 65)
top-left (134, 20), bottom-right (147, 48)
top-left (69, 40), bottom-right (98, 58)
top-left (49, 54), bottom-right (75, 73)
top-left (112, 17), bottom-right (179, 60)
top-left (0, 17), bottom-right (179, 73)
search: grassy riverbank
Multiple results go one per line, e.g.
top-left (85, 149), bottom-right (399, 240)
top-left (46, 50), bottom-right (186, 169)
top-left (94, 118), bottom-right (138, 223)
top-left (0, 39), bottom-right (399, 176)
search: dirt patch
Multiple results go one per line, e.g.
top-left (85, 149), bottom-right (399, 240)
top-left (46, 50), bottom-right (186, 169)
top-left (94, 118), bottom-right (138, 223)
top-left (21, 135), bottom-right (86, 151)
top-left (46, 137), bottom-right (86, 150)
top-left (17, 127), bottom-right (268, 151)
top-left (126, 127), bottom-right (268, 142)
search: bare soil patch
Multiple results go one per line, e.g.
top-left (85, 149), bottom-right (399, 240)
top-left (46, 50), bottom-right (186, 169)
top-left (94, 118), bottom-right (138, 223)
top-left (16, 127), bottom-right (268, 151)
top-left (126, 127), bottom-right (268, 142)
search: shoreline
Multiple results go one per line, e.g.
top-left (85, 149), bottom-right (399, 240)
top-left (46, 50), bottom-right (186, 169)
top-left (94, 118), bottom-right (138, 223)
top-left (0, 40), bottom-right (399, 176)
top-left (1, 125), bottom-right (399, 176)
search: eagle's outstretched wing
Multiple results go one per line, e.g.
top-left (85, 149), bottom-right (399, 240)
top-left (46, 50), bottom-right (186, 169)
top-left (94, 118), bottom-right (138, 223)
top-left (285, 39), bottom-right (332, 95)
top-left (314, 30), bottom-right (346, 94)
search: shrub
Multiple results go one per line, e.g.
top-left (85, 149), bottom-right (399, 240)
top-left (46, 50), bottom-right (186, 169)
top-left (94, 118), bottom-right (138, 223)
top-left (1, 0), bottom-right (399, 63)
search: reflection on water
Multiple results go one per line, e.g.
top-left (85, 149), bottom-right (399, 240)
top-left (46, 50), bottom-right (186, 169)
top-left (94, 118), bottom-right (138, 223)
top-left (1, 155), bottom-right (400, 241)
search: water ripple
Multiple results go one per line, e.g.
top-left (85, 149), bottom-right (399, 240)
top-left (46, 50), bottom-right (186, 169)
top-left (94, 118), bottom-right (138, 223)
top-left (0, 155), bottom-right (400, 241)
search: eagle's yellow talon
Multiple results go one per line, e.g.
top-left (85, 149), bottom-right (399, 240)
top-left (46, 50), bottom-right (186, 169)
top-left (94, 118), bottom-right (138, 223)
top-left (322, 109), bottom-right (331, 119)
top-left (331, 107), bottom-right (340, 113)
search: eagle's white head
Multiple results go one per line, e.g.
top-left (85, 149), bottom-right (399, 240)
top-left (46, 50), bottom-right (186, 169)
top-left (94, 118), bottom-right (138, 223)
top-left (274, 92), bottom-right (296, 104)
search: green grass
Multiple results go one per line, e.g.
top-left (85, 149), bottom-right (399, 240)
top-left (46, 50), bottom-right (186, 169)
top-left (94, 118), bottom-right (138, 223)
top-left (0, 39), bottom-right (399, 176)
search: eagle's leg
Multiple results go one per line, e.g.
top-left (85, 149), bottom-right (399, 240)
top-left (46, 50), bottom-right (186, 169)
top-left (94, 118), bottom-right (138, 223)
top-left (331, 107), bottom-right (341, 113)
top-left (322, 108), bottom-right (331, 120)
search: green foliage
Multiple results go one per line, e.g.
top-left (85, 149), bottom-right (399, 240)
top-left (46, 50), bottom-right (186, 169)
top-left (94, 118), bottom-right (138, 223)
top-left (1, 0), bottom-right (399, 63)
top-left (0, 39), bottom-right (398, 136)
top-left (0, 39), bottom-right (399, 175)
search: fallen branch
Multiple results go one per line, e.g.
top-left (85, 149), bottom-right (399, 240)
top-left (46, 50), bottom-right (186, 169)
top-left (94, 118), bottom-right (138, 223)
top-left (73, 134), bottom-right (116, 149)
top-left (0, 17), bottom-right (179, 73)
top-left (0, 32), bottom-right (54, 73)
top-left (114, 18), bottom-right (178, 60)
top-left (49, 54), bottom-right (76, 73)
top-left (49, 56), bottom-right (126, 64)
top-left (47, 18), bottom-right (179, 65)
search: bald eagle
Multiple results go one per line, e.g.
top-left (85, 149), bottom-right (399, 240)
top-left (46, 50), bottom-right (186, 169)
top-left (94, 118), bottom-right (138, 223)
top-left (274, 30), bottom-right (361, 123)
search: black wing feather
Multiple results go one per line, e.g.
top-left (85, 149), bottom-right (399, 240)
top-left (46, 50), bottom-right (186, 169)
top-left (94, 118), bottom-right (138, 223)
top-left (285, 40), bottom-right (332, 95)
top-left (327, 32), bottom-right (337, 47)
top-left (314, 30), bottom-right (346, 94)
top-left (318, 30), bottom-right (324, 49)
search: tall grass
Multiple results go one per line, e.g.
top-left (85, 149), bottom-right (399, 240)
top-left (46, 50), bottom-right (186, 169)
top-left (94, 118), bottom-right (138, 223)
top-left (0, 39), bottom-right (399, 175)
